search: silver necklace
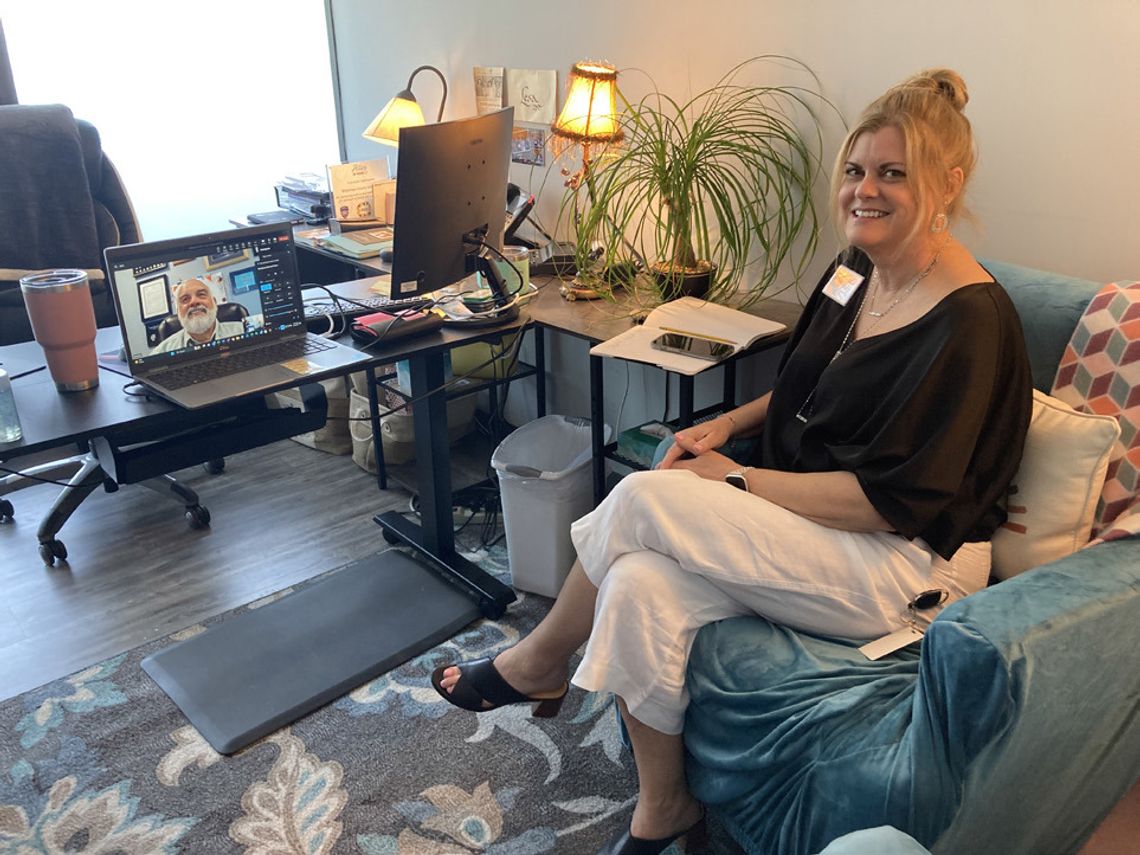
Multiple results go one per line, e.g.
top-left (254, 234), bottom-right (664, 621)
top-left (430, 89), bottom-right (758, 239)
top-left (794, 252), bottom-right (941, 424)
top-left (866, 251), bottom-right (941, 319)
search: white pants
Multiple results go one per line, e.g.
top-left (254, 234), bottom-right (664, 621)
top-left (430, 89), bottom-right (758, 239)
top-left (568, 469), bottom-right (990, 734)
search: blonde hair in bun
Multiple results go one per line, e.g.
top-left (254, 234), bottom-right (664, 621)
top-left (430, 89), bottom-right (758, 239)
top-left (830, 68), bottom-right (976, 249)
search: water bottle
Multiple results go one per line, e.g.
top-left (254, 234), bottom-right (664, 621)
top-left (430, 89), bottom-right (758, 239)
top-left (0, 368), bottom-right (23, 443)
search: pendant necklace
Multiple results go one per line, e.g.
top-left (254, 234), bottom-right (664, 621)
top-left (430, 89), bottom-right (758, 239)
top-left (866, 250), bottom-right (941, 320)
top-left (795, 252), bottom-right (941, 423)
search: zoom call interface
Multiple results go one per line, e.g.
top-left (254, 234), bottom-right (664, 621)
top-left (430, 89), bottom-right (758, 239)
top-left (109, 232), bottom-right (302, 364)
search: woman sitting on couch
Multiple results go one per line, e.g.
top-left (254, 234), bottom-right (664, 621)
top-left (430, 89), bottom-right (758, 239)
top-left (434, 68), bottom-right (1033, 855)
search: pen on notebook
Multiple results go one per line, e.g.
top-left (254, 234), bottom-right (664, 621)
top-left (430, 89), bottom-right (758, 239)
top-left (657, 326), bottom-right (735, 346)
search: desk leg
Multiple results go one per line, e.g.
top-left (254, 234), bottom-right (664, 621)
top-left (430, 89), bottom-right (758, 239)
top-left (679, 375), bottom-right (695, 428)
top-left (535, 326), bottom-right (546, 417)
top-left (590, 353), bottom-right (605, 505)
top-left (723, 360), bottom-right (737, 409)
top-left (367, 365), bottom-right (386, 491)
top-left (374, 349), bottom-right (516, 619)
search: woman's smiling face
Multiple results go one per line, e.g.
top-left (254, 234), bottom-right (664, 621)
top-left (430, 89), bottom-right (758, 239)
top-left (838, 125), bottom-right (923, 258)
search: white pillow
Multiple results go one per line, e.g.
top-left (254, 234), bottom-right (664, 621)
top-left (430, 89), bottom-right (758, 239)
top-left (990, 389), bottom-right (1120, 580)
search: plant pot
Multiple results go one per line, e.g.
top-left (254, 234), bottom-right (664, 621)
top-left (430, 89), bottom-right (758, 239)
top-left (651, 260), bottom-right (716, 301)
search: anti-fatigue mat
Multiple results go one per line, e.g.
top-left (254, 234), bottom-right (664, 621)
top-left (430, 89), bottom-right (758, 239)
top-left (142, 550), bottom-right (481, 753)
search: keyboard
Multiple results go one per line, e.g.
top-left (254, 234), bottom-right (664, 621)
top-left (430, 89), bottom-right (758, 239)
top-left (302, 293), bottom-right (430, 323)
top-left (151, 336), bottom-right (335, 390)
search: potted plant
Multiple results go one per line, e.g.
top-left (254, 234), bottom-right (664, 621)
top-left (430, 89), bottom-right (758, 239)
top-left (563, 56), bottom-right (837, 307)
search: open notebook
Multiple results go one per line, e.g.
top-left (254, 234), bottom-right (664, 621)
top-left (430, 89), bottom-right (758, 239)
top-left (590, 297), bottom-right (786, 375)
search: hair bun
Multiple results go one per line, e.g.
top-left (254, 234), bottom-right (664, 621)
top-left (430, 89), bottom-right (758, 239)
top-left (920, 68), bottom-right (969, 111)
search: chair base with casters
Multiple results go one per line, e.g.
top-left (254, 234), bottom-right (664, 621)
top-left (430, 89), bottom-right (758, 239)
top-left (0, 454), bottom-right (86, 523)
top-left (29, 452), bottom-right (211, 566)
top-left (11, 384), bottom-right (327, 566)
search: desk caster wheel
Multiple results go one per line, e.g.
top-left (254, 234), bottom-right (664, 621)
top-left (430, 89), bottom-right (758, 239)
top-left (39, 539), bottom-right (67, 566)
top-left (203, 459), bottom-right (225, 475)
top-left (381, 528), bottom-right (400, 545)
top-left (0, 498), bottom-right (13, 522)
top-left (186, 505), bottom-right (211, 529)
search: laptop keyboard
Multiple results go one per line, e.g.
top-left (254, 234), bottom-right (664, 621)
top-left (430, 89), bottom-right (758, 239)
top-left (302, 293), bottom-right (430, 322)
top-left (153, 336), bottom-right (335, 390)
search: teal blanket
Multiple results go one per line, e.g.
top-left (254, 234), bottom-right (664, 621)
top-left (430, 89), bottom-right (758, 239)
top-left (684, 538), bottom-right (1140, 854)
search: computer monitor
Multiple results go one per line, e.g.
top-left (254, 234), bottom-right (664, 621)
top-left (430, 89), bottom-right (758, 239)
top-left (388, 106), bottom-right (514, 304)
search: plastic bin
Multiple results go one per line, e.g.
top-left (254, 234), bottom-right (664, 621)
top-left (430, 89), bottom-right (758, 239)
top-left (492, 415), bottom-right (610, 597)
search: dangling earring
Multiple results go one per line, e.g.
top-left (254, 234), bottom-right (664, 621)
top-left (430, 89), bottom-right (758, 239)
top-left (930, 199), bottom-right (950, 234)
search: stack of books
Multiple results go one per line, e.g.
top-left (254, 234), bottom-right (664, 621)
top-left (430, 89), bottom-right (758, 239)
top-left (319, 227), bottom-right (394, 259)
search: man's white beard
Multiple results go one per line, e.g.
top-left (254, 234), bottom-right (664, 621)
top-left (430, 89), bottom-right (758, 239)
top-left (182, 305), bottom-right (217, 337)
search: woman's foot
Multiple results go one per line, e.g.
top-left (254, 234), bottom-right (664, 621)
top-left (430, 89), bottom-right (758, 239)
top-left (597, 796), bottom-right (706, 854)
top-left (628, 793), bottom-right (704, 843)
top-left (437, 645), bottom-right (567, 705)
top-left (432, 645), bottom-right (570, 716)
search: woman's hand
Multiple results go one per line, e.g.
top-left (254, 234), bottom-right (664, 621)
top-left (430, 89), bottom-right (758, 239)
top-left (657, 415), bottom-right (735, 469)
top-left (671, 448), bottom-right (737, 482)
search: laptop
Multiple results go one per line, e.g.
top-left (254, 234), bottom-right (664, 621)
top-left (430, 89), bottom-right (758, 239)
top-left (104, 222), bottom-right (372, 409)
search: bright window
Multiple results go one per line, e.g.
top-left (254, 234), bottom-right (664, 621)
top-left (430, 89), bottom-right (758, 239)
top-left (2, 2), bottom-right (340, 240)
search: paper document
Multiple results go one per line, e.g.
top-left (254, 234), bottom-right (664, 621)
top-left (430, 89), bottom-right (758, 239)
top-left (474, 66), bottom-right (504, 114)
top-left (590, 297), bottom-right (785, 376)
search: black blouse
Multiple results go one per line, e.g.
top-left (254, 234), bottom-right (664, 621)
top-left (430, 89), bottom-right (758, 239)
top-left (754, 249), bottom-right (1032, 560)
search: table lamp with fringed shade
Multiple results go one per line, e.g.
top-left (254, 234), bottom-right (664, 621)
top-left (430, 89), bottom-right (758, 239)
top-left (550, 61), bottom-right (623, 181)
top-left (551, 61), bottom-right (624, 300)
top-left (362, 65), bottom-right (448, 146)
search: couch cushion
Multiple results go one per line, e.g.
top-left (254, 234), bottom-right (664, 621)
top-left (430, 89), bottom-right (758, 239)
top-left (980, 259), bottom-right (1101, 393)
top-left (1051, 280), bottom-right (1140, 534)
top-left (990, 389), bottom-right (1119, 580)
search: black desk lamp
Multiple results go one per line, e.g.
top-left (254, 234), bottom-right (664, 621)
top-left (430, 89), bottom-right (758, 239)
top-left (362, 65), bottom-right (448, 146)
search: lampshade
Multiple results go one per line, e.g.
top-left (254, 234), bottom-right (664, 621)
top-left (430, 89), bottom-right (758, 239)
top-left (551, 61), bottom-right (623, 145)
top-left (362, 65), bottom-right (447, 147)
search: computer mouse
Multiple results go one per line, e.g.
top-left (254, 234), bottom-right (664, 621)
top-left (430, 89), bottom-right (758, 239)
top-left (379, 248), bottom-right (394, 263)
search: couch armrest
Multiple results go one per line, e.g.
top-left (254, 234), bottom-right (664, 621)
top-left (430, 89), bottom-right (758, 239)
top-left (927, 536), bottom-right (1140, 854)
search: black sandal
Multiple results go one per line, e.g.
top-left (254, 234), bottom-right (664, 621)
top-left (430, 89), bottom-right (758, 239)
top-left (596, 813), bottom-right (706, 854)
top-left (430, 657), bottom-right (568, 718)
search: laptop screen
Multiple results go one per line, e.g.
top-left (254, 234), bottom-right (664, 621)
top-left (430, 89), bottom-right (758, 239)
top-left (104, 223), bottom-right (305, 369)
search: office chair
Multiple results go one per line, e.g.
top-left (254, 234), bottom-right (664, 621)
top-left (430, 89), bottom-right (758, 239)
top-left (0, 105), bottom-right (326, 565)
top-left (154, 302), bottom-right (249, 342)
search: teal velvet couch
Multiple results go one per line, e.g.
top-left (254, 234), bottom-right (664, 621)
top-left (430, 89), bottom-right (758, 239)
top-left (682, 261), bottom-right (1140, 854)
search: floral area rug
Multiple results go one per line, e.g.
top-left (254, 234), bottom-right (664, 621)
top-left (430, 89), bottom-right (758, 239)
top-left (0, 538), bottom-right (677, 854)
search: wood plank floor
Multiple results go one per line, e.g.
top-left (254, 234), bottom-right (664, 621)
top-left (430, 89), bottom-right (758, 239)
top-left (0, 440), bottom-right (414, 702)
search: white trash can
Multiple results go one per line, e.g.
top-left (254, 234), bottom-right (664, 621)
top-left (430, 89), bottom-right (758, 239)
top-left (492, 415), bottom-right (610, 597)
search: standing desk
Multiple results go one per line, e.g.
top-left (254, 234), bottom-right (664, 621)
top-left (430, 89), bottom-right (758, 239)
top-left (524, 281), bottom-right (802, 504)
top-left (0, 318), bottom-right (525, 754)
top-left (346, 281), bottom-right (545, 620)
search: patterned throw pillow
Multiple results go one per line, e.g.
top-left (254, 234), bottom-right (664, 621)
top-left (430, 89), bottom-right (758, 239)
top-left (1051, 280), bottom-right (1140, 541)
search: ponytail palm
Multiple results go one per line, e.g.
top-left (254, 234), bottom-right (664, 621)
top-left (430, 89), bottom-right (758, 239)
top-left (568, 56), bottom-right (836, 307)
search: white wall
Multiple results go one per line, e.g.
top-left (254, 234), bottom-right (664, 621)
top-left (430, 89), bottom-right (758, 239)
top-left (332, 0), bottom-right (1139, 284)
top-left (330, 0), bottom-right (1140, 431)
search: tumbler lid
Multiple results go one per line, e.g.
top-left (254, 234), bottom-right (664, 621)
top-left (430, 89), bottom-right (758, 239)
top-left (19, 269), bottom-right (89, 294)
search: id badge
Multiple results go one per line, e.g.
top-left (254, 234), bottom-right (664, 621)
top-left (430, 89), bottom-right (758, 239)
top-left (821, 265), bottom-right (865, 306)
top-left (859, 625), bottom-right (924, 660)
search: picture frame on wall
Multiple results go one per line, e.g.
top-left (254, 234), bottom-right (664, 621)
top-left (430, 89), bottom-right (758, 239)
top-left (205, 248), bottom-right (252, 270)
top-left (137, 274), bottom-right (170, 321)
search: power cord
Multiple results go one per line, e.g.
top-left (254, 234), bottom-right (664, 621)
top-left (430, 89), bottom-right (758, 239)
top-left (0, 464), bottom-right (82, 488)
top-left (325, 323), bottom-right (530, 425)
